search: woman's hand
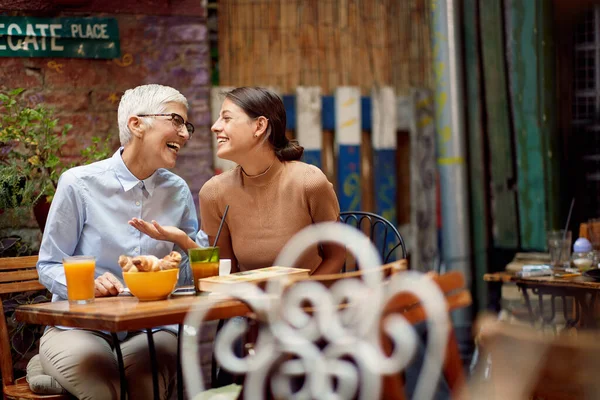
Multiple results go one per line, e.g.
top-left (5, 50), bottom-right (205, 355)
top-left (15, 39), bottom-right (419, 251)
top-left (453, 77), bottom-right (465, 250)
top-left (128, 218), bottom-right (198, 250)
top-left (95, 272), bottom-right (124, 297)
top-left (129, 218), bottom-right (182, 243)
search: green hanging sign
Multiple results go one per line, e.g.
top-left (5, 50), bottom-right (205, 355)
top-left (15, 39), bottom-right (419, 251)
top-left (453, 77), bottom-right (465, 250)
top-left (0, 16), bottom-right (120, 59)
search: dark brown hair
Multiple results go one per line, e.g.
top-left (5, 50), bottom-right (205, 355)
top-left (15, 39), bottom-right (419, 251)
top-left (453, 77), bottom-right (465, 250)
top-left (225, 87), bottom-right (304, 161)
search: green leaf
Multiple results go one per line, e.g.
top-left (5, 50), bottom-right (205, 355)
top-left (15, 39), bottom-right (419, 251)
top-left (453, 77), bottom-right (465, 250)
top-left (45, 154), bottom-right (60, 168)
top-left (8, 88), bottom-right (25, 96)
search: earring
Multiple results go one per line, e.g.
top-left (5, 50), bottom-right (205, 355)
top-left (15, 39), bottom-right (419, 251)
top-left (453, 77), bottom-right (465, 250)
top-left (254, 134), bottom-right (258, 138)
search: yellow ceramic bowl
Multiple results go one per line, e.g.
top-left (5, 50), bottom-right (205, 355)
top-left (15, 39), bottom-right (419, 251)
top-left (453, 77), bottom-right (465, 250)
top-left (123, 269), bottom-right (179, 301)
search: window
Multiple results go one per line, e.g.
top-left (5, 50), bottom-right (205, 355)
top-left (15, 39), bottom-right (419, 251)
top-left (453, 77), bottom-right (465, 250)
top-left (573, 7), bottom-right (600, 122)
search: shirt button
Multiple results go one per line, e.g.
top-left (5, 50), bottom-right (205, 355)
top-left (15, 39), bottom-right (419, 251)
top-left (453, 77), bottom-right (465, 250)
top-left (135, 201), bottom-right (140, 206)
top-left (138, 182), bottom-right (143, 187)
top-left (134, 247), bottom-right (139, 253)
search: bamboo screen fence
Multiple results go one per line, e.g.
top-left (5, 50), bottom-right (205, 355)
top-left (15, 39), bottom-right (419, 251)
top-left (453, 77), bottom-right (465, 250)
top-left (217, 0), bottom-right (432, 95)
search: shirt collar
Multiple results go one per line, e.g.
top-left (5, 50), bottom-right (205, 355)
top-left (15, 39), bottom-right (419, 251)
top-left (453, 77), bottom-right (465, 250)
top-left (112, 148), bottom-right (157, 196)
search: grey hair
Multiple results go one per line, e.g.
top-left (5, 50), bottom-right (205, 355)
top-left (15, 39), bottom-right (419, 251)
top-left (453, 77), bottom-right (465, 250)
top-left (118, 84), bottom-right (189, 146)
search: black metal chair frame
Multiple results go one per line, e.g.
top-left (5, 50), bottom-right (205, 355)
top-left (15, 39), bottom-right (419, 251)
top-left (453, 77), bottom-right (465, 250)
top-left (339, 211), bottom-right (407, 267)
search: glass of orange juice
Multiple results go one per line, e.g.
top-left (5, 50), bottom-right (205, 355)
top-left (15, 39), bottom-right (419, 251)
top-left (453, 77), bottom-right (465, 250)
top-left (63, 256), bottom-right (96, 304)
top-left (189, 247), bottom-right (219, 294)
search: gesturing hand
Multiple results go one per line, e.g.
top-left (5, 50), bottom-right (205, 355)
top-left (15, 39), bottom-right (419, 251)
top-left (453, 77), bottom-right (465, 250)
top-left (128, 218), bottom-right (183, 243)
top-left (95, 272), bottom-right (124, 297)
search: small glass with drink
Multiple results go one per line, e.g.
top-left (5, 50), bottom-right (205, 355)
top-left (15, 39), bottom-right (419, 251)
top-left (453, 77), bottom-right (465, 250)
top-left (189, 247), bottom-right (220, 294)
top-left (63, 255), bottom-right (96, 304)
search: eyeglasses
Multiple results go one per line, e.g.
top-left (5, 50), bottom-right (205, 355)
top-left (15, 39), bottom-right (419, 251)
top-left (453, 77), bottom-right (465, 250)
top-left (137, 113), bottom-right (195, 136)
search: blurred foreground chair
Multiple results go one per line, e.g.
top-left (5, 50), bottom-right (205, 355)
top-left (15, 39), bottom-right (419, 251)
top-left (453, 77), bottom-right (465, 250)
top-left (183, 223), bottom-right (470, 400)
top-left (0, 255), bottom-right (69, 400)
top-left (472, 315), bottom-right (600, 400)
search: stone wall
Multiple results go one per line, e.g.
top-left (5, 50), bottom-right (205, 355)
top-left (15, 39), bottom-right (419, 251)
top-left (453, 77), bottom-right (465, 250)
top-left (0, 8), bottom-right (213, 245)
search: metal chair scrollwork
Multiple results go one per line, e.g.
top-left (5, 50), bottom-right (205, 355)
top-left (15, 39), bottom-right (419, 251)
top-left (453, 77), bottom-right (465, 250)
top-left (183, 222), bottom-right (452, 400)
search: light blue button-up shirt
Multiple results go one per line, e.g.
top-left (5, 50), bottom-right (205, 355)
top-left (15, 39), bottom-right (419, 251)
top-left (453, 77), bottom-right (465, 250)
top-left (37, 149), bottom-right (209, 306)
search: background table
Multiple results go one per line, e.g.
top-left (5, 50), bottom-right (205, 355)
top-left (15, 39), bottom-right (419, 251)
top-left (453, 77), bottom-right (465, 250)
top-left (484, 272), bottom-right (600, 329)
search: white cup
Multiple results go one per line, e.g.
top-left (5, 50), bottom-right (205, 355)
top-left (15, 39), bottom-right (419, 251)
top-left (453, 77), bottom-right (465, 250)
top-left (219, 259), bottom-right (231, 276)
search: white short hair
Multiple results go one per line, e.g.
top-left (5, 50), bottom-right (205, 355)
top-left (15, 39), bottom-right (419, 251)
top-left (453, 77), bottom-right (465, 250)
top-left (118, 84), bottom-right (189, 146)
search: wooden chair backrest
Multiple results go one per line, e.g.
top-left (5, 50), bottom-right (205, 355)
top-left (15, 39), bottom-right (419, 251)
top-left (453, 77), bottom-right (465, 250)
top-left (474, 316), bottom-right (600, 400)
top-left (286, 259), bottom-right (408, 288)
top-left (580, 220), bottom-right (600, 249)
top-left (380, 271), bottom-right (472, 400)
top-left (0, 256), bottom-right (43, 390)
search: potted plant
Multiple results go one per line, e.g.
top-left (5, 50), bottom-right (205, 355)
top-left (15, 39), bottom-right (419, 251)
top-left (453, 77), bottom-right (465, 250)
top-left (0, 88), bottom-right (113, 232)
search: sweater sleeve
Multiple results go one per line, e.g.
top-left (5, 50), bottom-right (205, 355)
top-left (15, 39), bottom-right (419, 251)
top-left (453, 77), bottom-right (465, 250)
top-left (304, 165), bottom-right (340, 223)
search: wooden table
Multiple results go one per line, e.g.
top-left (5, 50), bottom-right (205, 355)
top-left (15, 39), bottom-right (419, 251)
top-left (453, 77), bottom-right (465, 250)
top-left (15, 291), bottom-right (249, 331)
top-left (484, 272), bottom-right (600, 329)
top-left (15, 291), bottom-right (250, 400)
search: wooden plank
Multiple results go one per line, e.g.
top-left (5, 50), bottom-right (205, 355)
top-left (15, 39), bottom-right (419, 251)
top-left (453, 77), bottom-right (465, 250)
top-left (218, 0), bottom-right (230, 86)
top-left (282, 94), bottom-right (296, 140)
top-left (322, 96), bottom-right (337, 186)
top-left (0, 269), bottom-right (38, 283)
top-left (479, 0), bottom-right (520, 248)
top-left (372, 86), bottom-right (398, 257)
top-left (396, 131), bottom-right (410, 226)
top-left (360, 129), bottom-right (374, 212)
top-left (296, 86), bottom-right (323, 169)
top-left (463, 0), bottom-right (489, 311)
top-left (538, 0), bottom-right (560, 232)
top-left (396, 95), bottom-right (412, 226)
top-left (0, 255), bottom-right (38, 270)
top-left (267, 0), bottom-right (282, 89)
top-left (410, 89), bottom-right (438, 271)
top-left (0, 280), bottom-right (45, 295)
top-left (317, 0), bottom-right (334, 93)
top-left (335, 86), bottom-right (362, 212)
top-left (507, 0), bottom-right (547, 250)
top-left (338, 0), bottom-right (350, 86)
top-left (361, 96), bottom-right (374, 213)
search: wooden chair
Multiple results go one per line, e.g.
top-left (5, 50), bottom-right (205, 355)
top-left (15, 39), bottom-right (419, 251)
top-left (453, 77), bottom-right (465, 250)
top-left (579, 219), bottom-right (600, 249)
top-left (0, 255), bottom-right (68, 400)
top-left (292, 268), bottom-right (471, 399)
top-left (472, 315), bottom-right (600, 400)
top-left (380, 270), bottom-right (471, 400)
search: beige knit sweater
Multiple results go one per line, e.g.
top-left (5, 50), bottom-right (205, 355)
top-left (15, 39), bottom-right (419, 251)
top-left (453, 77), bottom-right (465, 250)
top-left (199, 159), bottom-right (340, 272)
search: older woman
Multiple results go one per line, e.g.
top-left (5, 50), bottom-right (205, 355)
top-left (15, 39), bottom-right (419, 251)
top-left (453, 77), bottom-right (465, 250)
top-left (130, 87), bottom-right (345, 275)
top-left (36, 84), bottom-right (208, 400)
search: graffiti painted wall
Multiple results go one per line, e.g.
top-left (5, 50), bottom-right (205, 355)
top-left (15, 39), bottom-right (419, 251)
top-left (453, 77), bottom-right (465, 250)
top-left (0, 9), bottom-right (211, 233)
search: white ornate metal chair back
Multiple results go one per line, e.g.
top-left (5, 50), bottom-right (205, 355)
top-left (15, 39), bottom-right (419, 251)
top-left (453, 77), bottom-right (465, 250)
top-left (182, 222), bottom-right (450, 400)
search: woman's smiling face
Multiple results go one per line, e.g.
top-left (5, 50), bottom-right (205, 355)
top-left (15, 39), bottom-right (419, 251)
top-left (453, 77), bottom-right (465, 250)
top-left (141, 102), bottom-right (190, 170)
top-left (211, 98), bottom-right (258, 163)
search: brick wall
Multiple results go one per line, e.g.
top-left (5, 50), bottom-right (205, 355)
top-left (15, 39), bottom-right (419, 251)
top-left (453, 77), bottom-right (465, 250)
top-left (0, 11), bottom-right (213, 240)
